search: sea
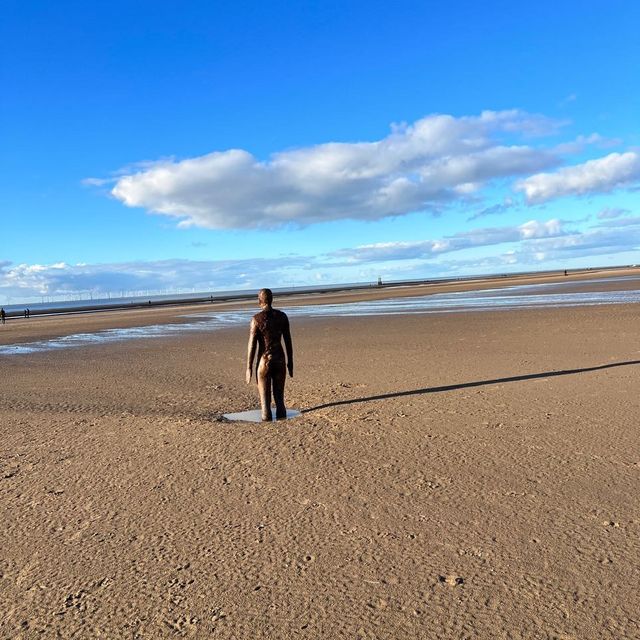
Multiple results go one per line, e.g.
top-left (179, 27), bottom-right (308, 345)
top-left (1, 273), bottom-right (639, 356)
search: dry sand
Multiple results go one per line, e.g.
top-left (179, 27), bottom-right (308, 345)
top-left (1, 274), bottom-right (640, 638)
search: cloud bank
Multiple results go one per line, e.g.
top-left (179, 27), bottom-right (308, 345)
top-left (0, 257), bottom-right (310, 302)
top-left (110, 110), bottom-right (559, 229)
top-left (3, 214), bottom-right (638, 304)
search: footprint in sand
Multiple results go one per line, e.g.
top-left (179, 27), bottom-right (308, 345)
top-left (164, 614), bottom-right (199, 636)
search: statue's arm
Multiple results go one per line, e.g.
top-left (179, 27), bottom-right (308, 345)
top-left (283, 314), bottom-right (293, 377)
top-left (246, 318), bottom-right (258, 384)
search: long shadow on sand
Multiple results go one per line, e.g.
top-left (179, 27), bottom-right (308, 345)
top-left (301, 359), bottom-right (640, 414)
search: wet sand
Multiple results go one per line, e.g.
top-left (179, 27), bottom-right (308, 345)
top-left (1, 275), bottom-right (640, 638)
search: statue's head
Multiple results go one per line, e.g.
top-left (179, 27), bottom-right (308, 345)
top-left (258, 288), bottom-right (273, 308)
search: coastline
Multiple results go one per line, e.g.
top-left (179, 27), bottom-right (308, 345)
top-left (2, 264), bottom-right (639, 319)
top-left (2, 265), bottom-right (640, 348)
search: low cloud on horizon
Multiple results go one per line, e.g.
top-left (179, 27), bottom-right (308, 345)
top-left (3, 214), bottom-right (638, 304)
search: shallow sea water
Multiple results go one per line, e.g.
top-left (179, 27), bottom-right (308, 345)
top-left (2, 277), bottom-right (639, 356)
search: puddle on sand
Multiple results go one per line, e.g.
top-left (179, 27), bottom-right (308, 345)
top-left (2, 280), bottom-right (640, 356)
top-left (222, 409), bottom-right (301, 423)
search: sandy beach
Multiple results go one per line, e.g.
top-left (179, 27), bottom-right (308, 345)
top-left (1, 273), bottom-right (640, 639)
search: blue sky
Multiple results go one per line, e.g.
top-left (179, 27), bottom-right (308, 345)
top-left (2, 0), bottom-right (639, 303)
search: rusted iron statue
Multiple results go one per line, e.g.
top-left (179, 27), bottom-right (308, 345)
top-left (246, 289), bottom-right (294, 421)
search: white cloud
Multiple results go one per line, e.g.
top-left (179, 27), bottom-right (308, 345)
top-left (343, 217), bottom-right (640, 271)
top-left (412, 218), bottom-right (640, 274)
top-left (332, 218), bottom-right (566, 263)
top-left (81, 177), bottom-right (112, 187)
top-left (516, 152), bottom-right (640, 204)
top-left (467, 197), bottom-right (515, 221)
top-left (559, 93), bottom-right (577, 107)
top-left (553, 133), bottom-right (621, 155)
top-left (109, 110), bottom-right (559, 229)
top-left (594, 215), bottom-right (640, 228)
top-left (597, 207), bottom-right (630, 220)
top-left (513, 220), bottom-right (640, 262)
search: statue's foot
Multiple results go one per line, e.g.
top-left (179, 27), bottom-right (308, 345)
top-left (261, 412), bottom-right (273, 422)
top-left (275, 410), bottom-right (287, 420)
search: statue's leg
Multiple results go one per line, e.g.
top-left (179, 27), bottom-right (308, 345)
top-left (257, 356), bottom-right (273, 421)
top-left (273, 361), bottom-right (287, 419)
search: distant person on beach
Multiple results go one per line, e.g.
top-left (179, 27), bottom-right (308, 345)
top-left (246, 288), bottom-right (294, 421)
top-left (1, 307), bottom-right (5, 324)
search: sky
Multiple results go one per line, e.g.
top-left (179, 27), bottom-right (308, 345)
top-left (2, 0), bottom-right (640, 303)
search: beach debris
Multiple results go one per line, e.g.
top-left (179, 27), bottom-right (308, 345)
top-left (211, 608), bottom-right (226, 623)
top-left (438, 574), bottom-right (464, 586)
top-left (367, 598), bottom-right (388, 609)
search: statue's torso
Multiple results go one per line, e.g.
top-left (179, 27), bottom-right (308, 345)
top-left (253, 308), bottom-right (288, 361)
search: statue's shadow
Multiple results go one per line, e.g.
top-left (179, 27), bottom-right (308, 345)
top-left (301, 359), bottom-right (640, 414)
